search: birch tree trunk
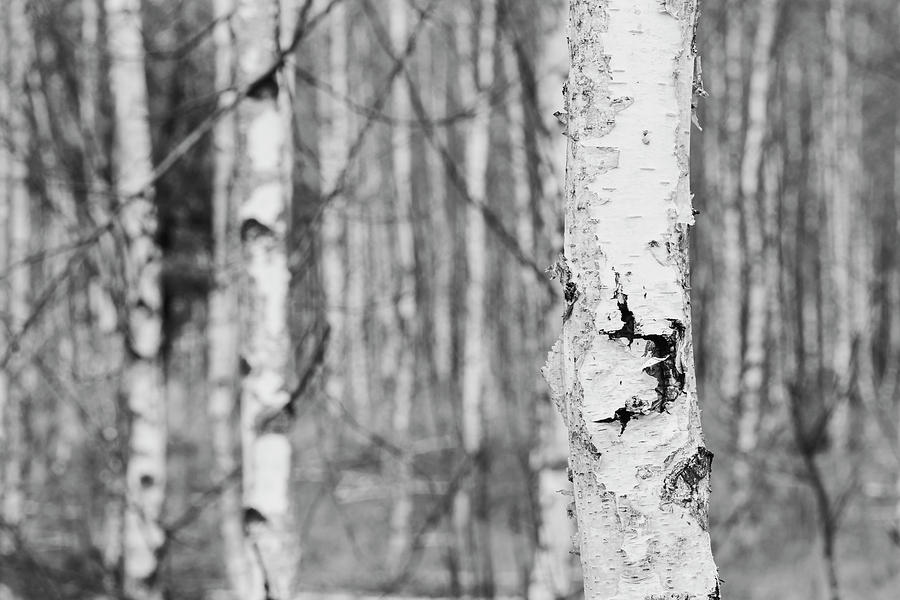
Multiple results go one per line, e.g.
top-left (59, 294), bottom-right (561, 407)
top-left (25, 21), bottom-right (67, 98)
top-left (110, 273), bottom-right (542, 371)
top-left (0, 0), bottom-right (29, 555)
top-left (454, 1), bottom-right (497, 594)
top-left (735, 0), bottom-right (779, 512)
top-left (235, 1), bottom-right (298, 597)
top-left (105, 1), bottom-right (167, 597)
top-left (209, 0), bottom-right (249, 595)
top-left (825, 0), bottom-right (853, 415)
top-left (386, 0), bottom-right (417, 572)
top-left (894, 104), bottom-right (900, 542)
top-left (545, 1), bottom-right (719, 597)
top-left (320, 0), bottom-right (348, 419)
top-left (718, 0), bottom-right (744, 428)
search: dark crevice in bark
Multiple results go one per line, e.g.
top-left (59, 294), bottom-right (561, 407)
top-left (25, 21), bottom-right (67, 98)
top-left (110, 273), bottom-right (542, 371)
top-left (243, 507), bottom-right (268, 527)
top-left (548, 254), bottom-right (578, 320)
top-left (595, 293), bottom-right (687, 433)
top-left (661, 446), bottom-right (714, 529)
top-left (240, 217), bottom-right (275, 241)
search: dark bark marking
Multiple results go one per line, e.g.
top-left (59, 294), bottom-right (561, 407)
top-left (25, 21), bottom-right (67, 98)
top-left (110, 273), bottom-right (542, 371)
top-left (661, 446), bottom-right (714, 528)
top-left (241, 218), bottom-right (275, 242)
top-left (596, 294), bottom-right (687, 433)
top-left (548, 254), bottom-right (580, 320)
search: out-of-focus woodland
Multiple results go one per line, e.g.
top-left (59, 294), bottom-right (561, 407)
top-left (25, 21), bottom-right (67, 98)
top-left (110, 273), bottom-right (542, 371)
top-left (0, 0), bottom-right (899, 599)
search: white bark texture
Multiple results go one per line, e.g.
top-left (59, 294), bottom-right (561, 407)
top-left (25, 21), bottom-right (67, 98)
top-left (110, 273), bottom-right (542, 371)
top-left (545, 1), bottom-right (719, 598)
top-left (235, 1), bottom-right (298, 598)
top-left (105, 0), bottom-right (166, 597)
top-left (209, 0), bottom-right (249, 595)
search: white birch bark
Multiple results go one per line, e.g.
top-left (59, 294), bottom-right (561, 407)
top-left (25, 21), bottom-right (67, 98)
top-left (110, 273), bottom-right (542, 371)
top-left (0, 0), bottom-right (29, 552)
top-left (209, 0), bottom-right (249, 595)
top-left (545, 2), bottom-right (719, 597)
top-left (386, 0), bottom-right (417, 572)
top-left (234, 1), bottom-right (298, 597)
top-left (105, 1), bottom-right (166, 597)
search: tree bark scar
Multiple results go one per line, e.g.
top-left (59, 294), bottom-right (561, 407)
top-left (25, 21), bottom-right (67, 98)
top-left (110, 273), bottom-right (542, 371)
top-left (548, 254), bottom-right (580, 320)
top-left (661, 446), bottom-right (714, 529)
top-left (596, 293), bottom-right (687, 432)
top-left (240, 217), bottom-right (276, 242)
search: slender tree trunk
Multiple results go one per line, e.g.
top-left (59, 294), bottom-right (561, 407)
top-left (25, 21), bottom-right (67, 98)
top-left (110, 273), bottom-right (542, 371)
top-left (235, 1), bottom-right (298, 597)
top-left (0, 0), bottom-right (29, 555)
top-left (528, 412), bottom-right (576, 600)
top-left (735, 0), bottom-right (780, 515)
top-left (209, 0), bottom-right (249, 595)
top-left (719, 0), bottom-right (744, 432)
top-left (105, 1), bottom-right (167, 597)
top-left (386, 0), bottom-right (417, 573)
top-left (511, 3), bottom-right (579, 595)
top-left (320, 0), bottom-right (348, 422)
top-left (454, 2), bottom-right (497, 595)
top-left (546, 2), bottom-right (719, 598)
top-left (894, 105), bottom-right (900, 539)
top-left (826, 0), bottom-right (853, 415)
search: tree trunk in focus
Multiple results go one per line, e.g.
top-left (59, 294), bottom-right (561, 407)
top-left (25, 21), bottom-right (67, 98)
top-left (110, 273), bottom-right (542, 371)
top-left (545, 1), bottom-right (719, 597)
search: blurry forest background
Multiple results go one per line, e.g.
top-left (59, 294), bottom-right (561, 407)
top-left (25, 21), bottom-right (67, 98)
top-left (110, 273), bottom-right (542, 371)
top-left (1, 0), bottom-right (900, 599)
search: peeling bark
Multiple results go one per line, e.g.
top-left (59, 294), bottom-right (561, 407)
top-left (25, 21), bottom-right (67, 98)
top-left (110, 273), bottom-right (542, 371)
top-left (547, 1), bottom-right (719, 597)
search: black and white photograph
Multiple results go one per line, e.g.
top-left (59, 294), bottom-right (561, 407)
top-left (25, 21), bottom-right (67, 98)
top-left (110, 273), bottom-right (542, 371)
top-left (0, 1), bottom-right (898, 599)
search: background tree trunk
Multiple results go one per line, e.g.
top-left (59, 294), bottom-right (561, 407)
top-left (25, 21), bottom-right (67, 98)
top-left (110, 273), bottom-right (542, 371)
top-left (0, 0), bottom-right (29, 557)
top-left (209, 0), bottom-right (248, 595)
top-left (386, 0), bottom-right (417, 574)
top-left (235, 1), bottom-right (299, 597)
top-left (105, 0), bottom-right (167, 597)
top-left (454, 2), bottom-right (497, 595)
